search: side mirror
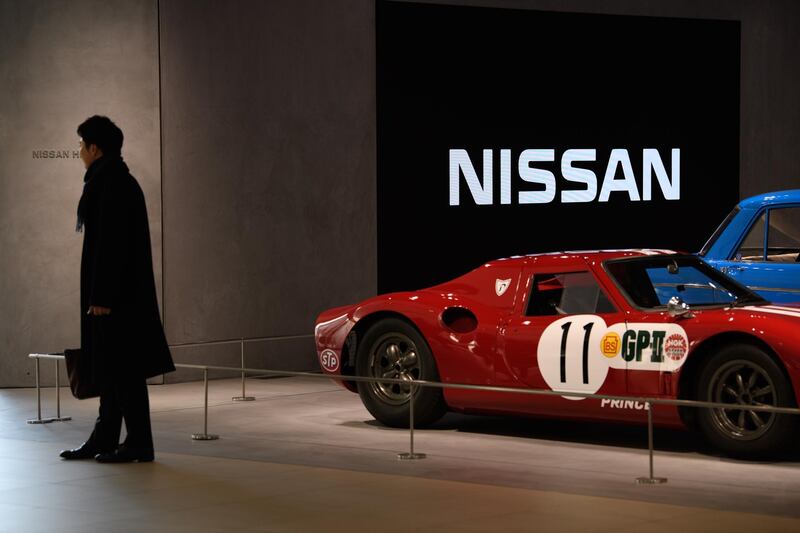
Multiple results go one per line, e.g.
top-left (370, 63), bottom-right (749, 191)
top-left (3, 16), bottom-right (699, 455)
top-left (667, 296), bottom-right (694, 319)
top-left (667, 260), bottom-right (679, 274)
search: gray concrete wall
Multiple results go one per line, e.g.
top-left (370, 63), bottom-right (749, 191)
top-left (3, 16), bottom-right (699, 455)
top-left (0, 0), bottom-right (161, 387)
top-left (158, 0), bottom-right (376, 377)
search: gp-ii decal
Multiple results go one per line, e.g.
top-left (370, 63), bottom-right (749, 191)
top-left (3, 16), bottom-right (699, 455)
top-left (601, 323), bottom-right (688, 372)
top-left (536, 316), bottom-right (688, 400)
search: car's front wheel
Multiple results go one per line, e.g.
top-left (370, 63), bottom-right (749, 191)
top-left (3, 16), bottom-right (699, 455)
top-left (356, 318), bottom-right (447, 427)
top-left (696, 343), bottom-right (796, 457)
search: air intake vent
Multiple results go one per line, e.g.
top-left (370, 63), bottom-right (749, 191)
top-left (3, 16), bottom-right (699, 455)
top-left (441, 307), bottom-right (478, 333)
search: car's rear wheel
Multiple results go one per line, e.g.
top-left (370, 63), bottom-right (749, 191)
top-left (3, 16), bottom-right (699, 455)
top-left (696, 343), bottom-right (796, 457)
top-left (356, 318), bottom-right (447, 427)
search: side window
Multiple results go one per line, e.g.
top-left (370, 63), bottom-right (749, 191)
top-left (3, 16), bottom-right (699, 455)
top-left (767, 207), bottom-right (800, 263)
top-left (647, 266), bottom-right (736, 305)
top-left (735, 212), bottom-right (765, 261)
top-left (526, 272), bottom-right (616, 316)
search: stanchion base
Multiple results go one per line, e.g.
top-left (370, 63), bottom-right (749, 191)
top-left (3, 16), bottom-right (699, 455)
top-left (27, 418), bottom-right (55, 424)
top-left (192, 434), bottom-right (220, 441)
top-left (636, 477), bottom-right (668, 485)
top-left (397, 453), bottom-right (427, 460)
top-left (232, 396), bottom-right (256, 402)
top-left (51, 417), bottom-right (72, 422)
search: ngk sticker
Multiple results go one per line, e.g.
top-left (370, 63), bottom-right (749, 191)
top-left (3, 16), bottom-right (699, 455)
top-left (664, 334), bottom-right (688, 362)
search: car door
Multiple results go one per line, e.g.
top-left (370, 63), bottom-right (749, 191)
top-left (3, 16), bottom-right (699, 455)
top-left (497, 263), bottom-right (626, 417)
top-left (715, 206), bottom-right (800, 302)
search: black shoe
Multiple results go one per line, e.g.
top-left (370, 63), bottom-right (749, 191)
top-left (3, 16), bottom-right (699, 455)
top-left (95, 446), bottom-right (154, 463)
top-left (59, 442), bottom-right (99, 460)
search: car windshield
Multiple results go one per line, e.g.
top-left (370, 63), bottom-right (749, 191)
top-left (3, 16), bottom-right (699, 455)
top-left (699, 206), bottom-right (740, 256)
top-left (604, 254), bottom-right (768, 309)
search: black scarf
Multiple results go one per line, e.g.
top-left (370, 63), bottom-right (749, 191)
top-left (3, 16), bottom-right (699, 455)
top-left (76, 156), bottom-right (128, 232)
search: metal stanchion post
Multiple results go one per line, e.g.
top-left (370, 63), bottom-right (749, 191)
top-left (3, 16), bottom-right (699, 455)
top-left (55, 360), bottom-right (59, 416)
top-left (398, 383), bottom-right (426, 460)
top-left (192, 368), bottom-right (219, 441)
top-left (232, 337), bottom-right (255, 402)
top-left (636, 401), bottom-right (667, 484)
top-left (27, 357), bottom-right (53, 424)
top-left (52, 359), bottom-right (71, 422)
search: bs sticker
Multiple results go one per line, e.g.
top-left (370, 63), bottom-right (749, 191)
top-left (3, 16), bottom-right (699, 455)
top-left (601, 332), bottom-right (621, 358)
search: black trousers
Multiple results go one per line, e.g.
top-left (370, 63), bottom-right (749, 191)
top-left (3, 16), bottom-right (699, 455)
top-left (87, 377), bottom-right (153, 452)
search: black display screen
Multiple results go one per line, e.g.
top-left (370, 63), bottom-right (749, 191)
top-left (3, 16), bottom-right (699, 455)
top-left (377, 0), bottom-right (740, 293)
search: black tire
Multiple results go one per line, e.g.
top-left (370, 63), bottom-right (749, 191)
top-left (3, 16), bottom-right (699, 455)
top-left (696, 343), bottom-right (797, 458)
top-left (356, 318), bottom-right (447, 427)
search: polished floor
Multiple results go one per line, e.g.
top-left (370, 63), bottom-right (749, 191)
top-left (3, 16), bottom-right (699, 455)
top-left (1, 375), bottom-right (799, 532)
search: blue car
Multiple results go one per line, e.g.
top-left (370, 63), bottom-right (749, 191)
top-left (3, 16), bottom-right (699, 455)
top-left (700, 189), bottom-right (800, 302)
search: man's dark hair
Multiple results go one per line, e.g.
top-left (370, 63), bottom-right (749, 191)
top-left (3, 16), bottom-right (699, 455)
top-left (77, 115), bottom-right (123, 157)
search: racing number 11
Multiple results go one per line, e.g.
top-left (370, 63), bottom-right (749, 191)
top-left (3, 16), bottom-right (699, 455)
top-left (560, 321), bottom-right (594, 384)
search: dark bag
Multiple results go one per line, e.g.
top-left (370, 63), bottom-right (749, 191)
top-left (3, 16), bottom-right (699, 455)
top-left (64, 348), bottom-right (99, 399)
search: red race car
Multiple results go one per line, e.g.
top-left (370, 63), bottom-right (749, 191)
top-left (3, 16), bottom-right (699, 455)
top-left (314, 250), bottom-right (800, 457)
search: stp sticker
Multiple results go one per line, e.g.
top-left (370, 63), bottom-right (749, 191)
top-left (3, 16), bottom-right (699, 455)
top-left (319, 349), bottom-right (339, 372)
top-left (495, 278), bottom-right (512, 296)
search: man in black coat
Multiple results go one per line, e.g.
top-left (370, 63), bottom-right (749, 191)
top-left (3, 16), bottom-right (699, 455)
top-left (60, 115), bottom-right (175, 463)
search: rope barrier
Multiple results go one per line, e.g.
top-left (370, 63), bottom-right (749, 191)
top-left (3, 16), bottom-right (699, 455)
top-left (27, 352), bottom-right (800, 483)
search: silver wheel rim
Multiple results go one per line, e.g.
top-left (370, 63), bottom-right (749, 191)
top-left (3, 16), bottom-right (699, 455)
top-left (367, 332), bottom-right (421, 405)
top-left (709, 359), bottom-right (776, 441)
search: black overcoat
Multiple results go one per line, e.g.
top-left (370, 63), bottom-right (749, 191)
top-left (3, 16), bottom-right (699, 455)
top-left (79, 156), bottom-right (174, 380)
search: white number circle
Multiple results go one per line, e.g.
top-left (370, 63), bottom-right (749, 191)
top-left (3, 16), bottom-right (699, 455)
top-left (536, 315), bottom-right (610, 400)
